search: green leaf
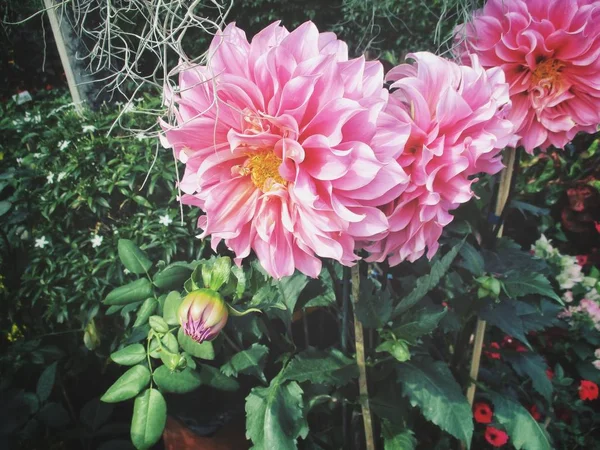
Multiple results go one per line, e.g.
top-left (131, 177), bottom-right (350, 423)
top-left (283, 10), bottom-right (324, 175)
top-left (133, 298), bottom-right (157, 328)
top-left (376, 340), bottom-right (411, 362)
top-left (354, 278), bottom-right (392, 329)
top-left (271, 273), bottom-right (309, 327)
top-left (502, 271), bottom-right (562, 303)
top-left (130, 389), bottom-right (167, 450)
top-left (162, 291), bottom-right (182, 326)
top-left (458, 242), bottom-right (484, 276)
top-left (110, 344), bottom-right (147, 366)
top-left (177, 327), bottom-right (215, 360)
top-left (246, 376), bottom-right (306, 450)
top-left (489, 392), bottom-right (552, 450)
top-left (302, 269), bottom-right (336, 309)
top-left (382, 421), bottom-right (416, 450)
top-left (396, 360), bottom-right (473, 446)
top-left (101, 366), bottom-right (151, 403)
top-left (104, 279), bottom-right (154, 306)
top-left (118, 239), bottom-right (152, 275)
top-left (80, 398), bottom-right (114, 431)
top-left (220, 343), bottom-right (269, 382)
top-left (282, 347), bottom-right (358, 386)
top-left (393, 243), bottom-right (463, 317)
top-left (209, 256), bottom-right (232, 291)
top-left (132, 195), bottom-right (152, 209)
top-left (0, 200), bottom-right (12, 217)
top-left (149, 315), bottom-right (169, 334)
top-left (392, 307), bottom-right (447, 344)
top-left (153, 263), bottom-right (194, 290)
top-left (153, 366), bottom-right (202, 394)
top-left (36, 361), bottom-right (57, 402)
top-left (505, 353), bottom-right (553, 401)
top-left (197, 364), bottom-right (240, 391)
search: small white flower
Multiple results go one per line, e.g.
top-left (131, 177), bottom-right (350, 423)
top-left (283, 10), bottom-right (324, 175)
top-left (91, 234), bottom-right (103, 248)
top-left (33, 114), bottom-right (41, 124)
top-left (593, 360), bottom-right (600, 370)
top-left (595, 348), bottom-right (600, 359)
top-left (16, 158), bottom-right (23, 165)
top-left (135, 132), bottom-right (148, 141)
top-left (563, 291), bottom-right (574, 303)
top-left (57, 172), bottom-right (67, 181)
top-left (58, 140), bottom-right (70, 151)
top-left (82, 125), bottom-right (96, 133)
top-left (124, 268), bottom-right (131, 275)
top-left (46, 172), bottom-right (55, 184)
top-left (113, 229), bottom-right (119, 235)
top-left (33, 153), bottom-right (42, 159)
top-left (122, 102), bottom-right (135, 113)
top-left (35, 236), bottom-right (49, 248)
top-left (159, 215), bottom-right (173, 226)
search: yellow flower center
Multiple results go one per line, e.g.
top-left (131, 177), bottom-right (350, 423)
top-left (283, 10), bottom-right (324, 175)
top-left (531, 59), bottom-right (565, 86)
top-left (246, 151), bottom-right (287, 191)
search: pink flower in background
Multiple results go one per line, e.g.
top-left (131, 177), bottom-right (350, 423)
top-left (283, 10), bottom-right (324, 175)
top-left (456, 0), bottom-right (600, 152)
top-left (160, 21), bottom-right (408, 279)
top-left (365, 52), bottom-right (515, 266)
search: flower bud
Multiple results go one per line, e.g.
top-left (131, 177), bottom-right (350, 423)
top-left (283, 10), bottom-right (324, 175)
top-left (178, 289), bottom-right (228, 343)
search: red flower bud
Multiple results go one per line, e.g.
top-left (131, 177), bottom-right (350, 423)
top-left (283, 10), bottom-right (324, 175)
top-left (178, 289), bottom-right (228, 343)
top-left (473, 402), bottom-right (493, 424)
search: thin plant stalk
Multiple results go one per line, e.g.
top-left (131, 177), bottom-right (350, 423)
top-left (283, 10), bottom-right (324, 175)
top-left (466, 147), bottom-right (517, 406)
top-left (351, 264), bottom-right (375, 450)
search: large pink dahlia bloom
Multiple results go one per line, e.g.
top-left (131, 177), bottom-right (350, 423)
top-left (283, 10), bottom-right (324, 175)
top-left (160, 22), bottom-right (408, 279)
top-left (366, 52), bottom-right (515, 266)
top-left (456, 0), bottom-right (600, 152)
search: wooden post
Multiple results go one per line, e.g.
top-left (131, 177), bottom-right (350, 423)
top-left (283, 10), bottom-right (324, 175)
top-left (351, 264), bottom-right (375, 450)
top-left (43, 0), bottom-right (84, 113)
top-left (466, 147), bottom-right (517, 407)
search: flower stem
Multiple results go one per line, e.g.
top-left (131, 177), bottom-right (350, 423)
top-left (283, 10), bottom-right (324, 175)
top-left (466, 147), bottom-right (518, 407)
top-left (351, 264), bottom-right (375, 450)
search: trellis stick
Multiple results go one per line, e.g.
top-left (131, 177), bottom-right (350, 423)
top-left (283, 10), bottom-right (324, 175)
top-left (351, 264), bottom-right (375, 450)
top-left (466, 147), bottom-right (517, 406)
top-left (43, 0), bottom-right (84, 114)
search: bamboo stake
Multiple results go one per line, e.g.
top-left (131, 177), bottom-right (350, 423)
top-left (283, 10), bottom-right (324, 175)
top-left (351, 264), bottom-right (375, 450)
top-left (466, 147), bottom-right (517, 407)
top-left (44, 0), bottom-right (84, 114)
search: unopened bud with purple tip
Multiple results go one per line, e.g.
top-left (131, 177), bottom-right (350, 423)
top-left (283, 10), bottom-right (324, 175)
top-left (178, 289), bottom-right (228, 343)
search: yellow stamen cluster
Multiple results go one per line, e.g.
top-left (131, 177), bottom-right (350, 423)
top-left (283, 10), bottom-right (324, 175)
top-left (531, 59), bottom-right (565, 86)
top-left (246, 151), bottom-right (286, 191)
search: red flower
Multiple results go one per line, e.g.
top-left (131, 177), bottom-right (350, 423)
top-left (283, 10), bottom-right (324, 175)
top-left (546, 369), bottom-right (554, 381)
top-left (576, 255), bottom-right (588, 266)
top-left (595, 221), bottom-right (600, 234)
top-left (485, 342), bottom-right (501, 360)
top-left (473, 402), bottom-right (493, 424)
top-left (529, 404), bottom-right (541, 421)
top-left (579, 380), bottom-right (599, 401)
top-left (485, 426), bottom-right (509, 447)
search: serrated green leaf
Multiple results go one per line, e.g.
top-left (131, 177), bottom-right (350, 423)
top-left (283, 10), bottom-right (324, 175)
top-left (104, 279), bottom-right (153, 306)
top-left (246, 376), bottom-right (306, 450)
top-left (503, 271), bottom-right (561, 303)
top-left (392, 307), bottom-right (447, 344)
top-left (282, 347), bottom-right (358, 386)
top-left (396, 360), bottom-right (472, 447)
top-left (458, 241), bottom-right (484, 276)
top-left (376, 340), bottom-right (411, 362)
top-left (505, 353), bottom-right (552, 401)
top-left (162, 291), bottom-right (182, 326)
top-left (118, 239), bottom-right (152, 275)
top-left (355, 278), bottom-right (392, 329)
top-left (271, 273), bottom-right (309, 327)
top-left (153, 263), bottom-right (194, 290)
top-left (36, 361), bottom-right (57, 402)
top-left (177, 327), bottom-right (215, 360)
top-left (101, 366), bottom-right (150, 403)
top-left (393, 243), bottom-right (463, 317)
top-left (133, 298), bottom-right (157, 328)
top-left (110, 344), bottom-right (146, 366)
top-left (153, 366), bottom-right (201, 394)
top-left (489, 392), bottom-right (552, 450)
top-left (382, 421), bottom-right (416, 450)
top-left (220, 343), bottom-right (269, 382)
top-left (130, 389), bottom-right (166, 450)
top-left (197, 363), bottom-right (239, 391)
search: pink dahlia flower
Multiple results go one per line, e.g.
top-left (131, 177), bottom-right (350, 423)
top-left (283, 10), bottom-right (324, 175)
top-left (160, 21), bottom-right (408, 279)
top-left (456, 0), bottom-right (600, 152)
top-left (366, 52), bottom-right (515, 265)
